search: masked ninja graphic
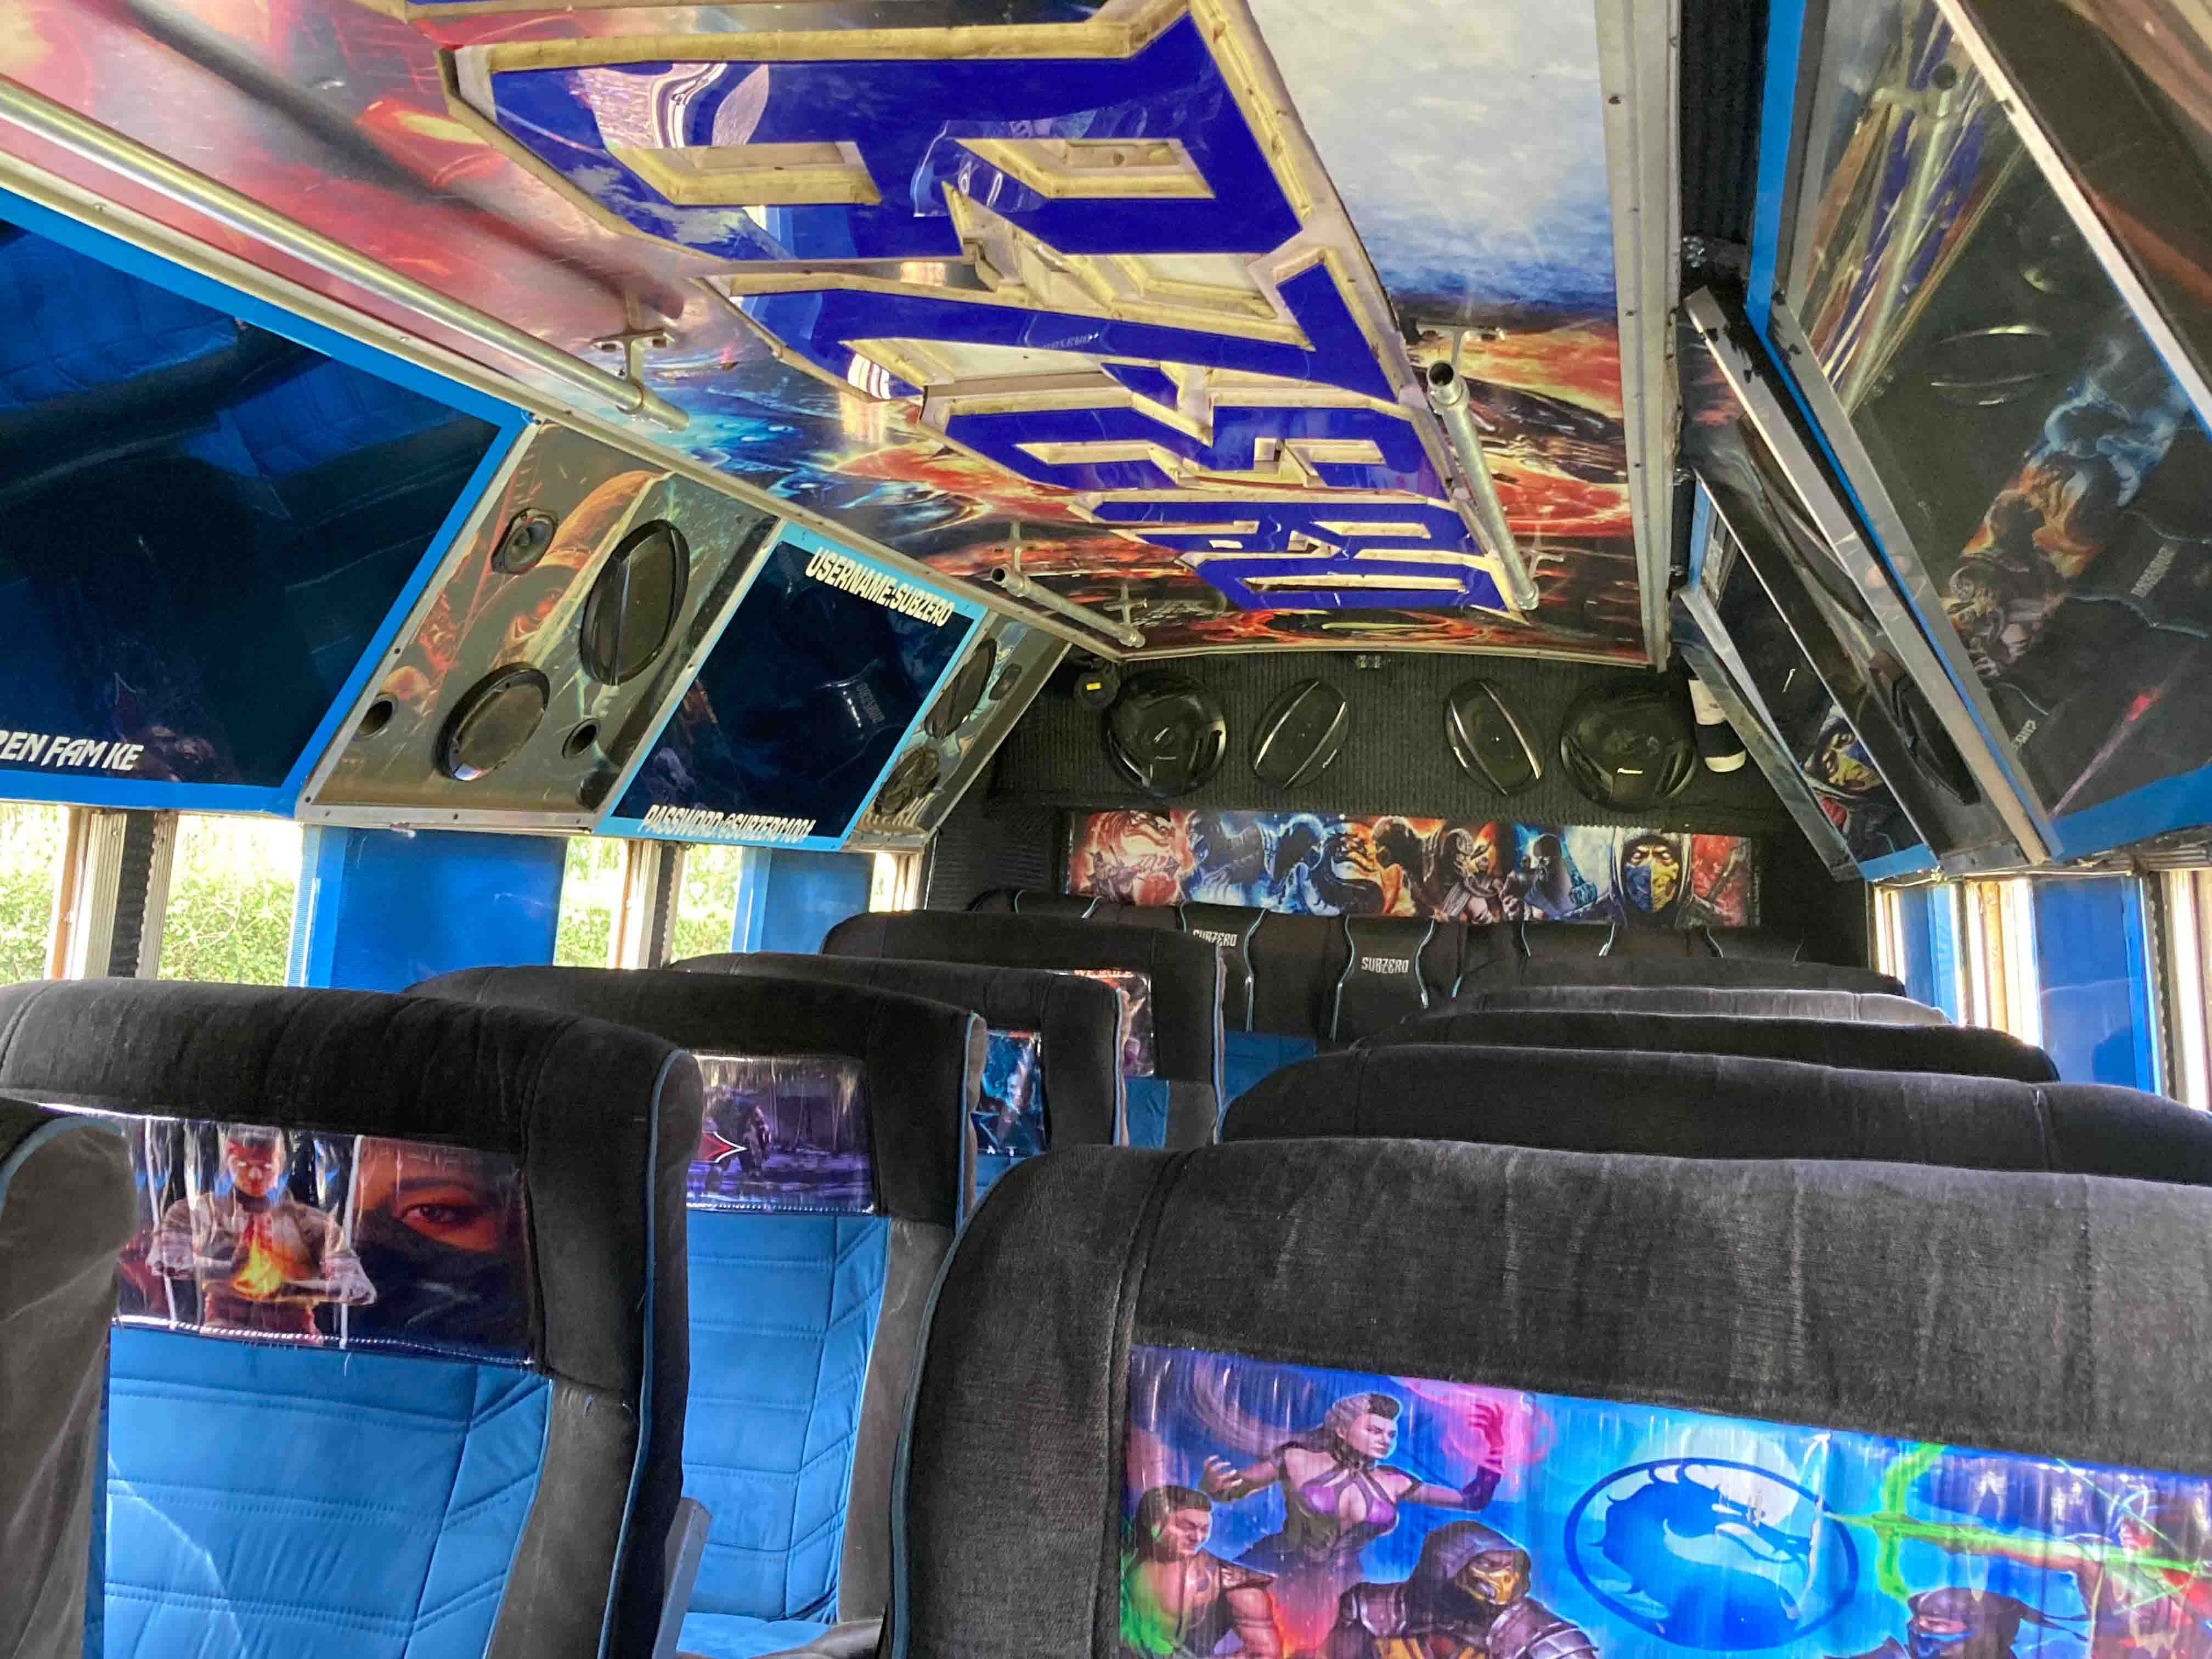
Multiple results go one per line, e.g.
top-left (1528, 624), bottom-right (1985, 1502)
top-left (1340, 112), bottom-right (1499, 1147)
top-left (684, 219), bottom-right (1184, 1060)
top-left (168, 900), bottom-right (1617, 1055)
top-left (1613, 832), bottom-right (1686, 929)
top-left (1438, 823), bottom-right (1516, 924)
top-left (1840, 1587), bottom-right (2070, 1659)
top-left (1325, 1520), bottom-right (1596, 1659)
top-left (346, 1137), bottom-right (529, 1353)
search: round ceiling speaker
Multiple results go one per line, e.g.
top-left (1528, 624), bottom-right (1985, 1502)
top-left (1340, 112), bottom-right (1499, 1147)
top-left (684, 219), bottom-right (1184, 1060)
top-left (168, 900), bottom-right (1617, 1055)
top-left (926, 637), bottom-right (998, 740)
top-left (439, 664), bottom-right (550, 782)
top-left (492, 509), bottom-right (558, 574)
top-left (873, 745), bottom-right (943, 819)
top-left (1444, 678), bottom-right (1542, 795)
top-left (1250, 678), bottom-right (1346, 789)
top-left (1558, 678), bottom-right (1697, 810)
top-left (1102, 672), bottom-right (1227, 799)
top-left (580, 520), bottom-right (689, 686)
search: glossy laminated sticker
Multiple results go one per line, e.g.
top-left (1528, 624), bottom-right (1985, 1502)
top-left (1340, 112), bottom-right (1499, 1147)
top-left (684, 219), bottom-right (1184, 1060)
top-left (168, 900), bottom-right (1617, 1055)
top-left (690, 1052), bottom-right (877, 1215)
top-left (87, 1113), bottom-right (531, 1363)
top-left (1071, 968), bottom-right (1157, 1079)
top-left (1124, 1344), bottom-right (2212, 1659)
top-left (977, 1028), bottom-right (1048, 1159)
top-left (1069, 810), bottom-right (1760, 930)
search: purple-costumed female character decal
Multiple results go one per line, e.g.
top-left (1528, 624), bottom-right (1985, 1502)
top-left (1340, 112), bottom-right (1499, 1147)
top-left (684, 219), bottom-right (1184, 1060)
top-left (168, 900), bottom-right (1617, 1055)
top-left (1197, 1386), bottom-right (1508, 1649)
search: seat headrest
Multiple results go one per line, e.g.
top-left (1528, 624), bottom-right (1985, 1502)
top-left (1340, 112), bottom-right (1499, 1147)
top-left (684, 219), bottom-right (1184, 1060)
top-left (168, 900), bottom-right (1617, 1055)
top-left (900, 1141), bottom-right (2212, 1655)
top-left (411, 965), bottom-right (977, 1226)
top-left (1441, 985), bottom-right (1949, 1024)
top-left (0, 979), bottom-right (696, 1383)
top-left (1222, 1046), bottom-right (2208, 1182)
top-left (674, 951), bottom-right (1125, 1148)
top-left (1457, 956), bottom-right (1907, 996)
top-left (1364, 1009), bottom-right (2055, 1081)
top-left (822, 911), bottom-right (1222, 1086)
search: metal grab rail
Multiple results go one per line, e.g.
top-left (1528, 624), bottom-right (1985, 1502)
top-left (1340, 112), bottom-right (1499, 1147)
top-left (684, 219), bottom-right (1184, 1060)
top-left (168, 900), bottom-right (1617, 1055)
top-left (0, 75), bottom-right (689, 432)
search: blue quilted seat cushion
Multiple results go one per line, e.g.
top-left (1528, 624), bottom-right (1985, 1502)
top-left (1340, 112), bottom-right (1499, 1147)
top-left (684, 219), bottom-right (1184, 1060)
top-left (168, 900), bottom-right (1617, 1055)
top-left (1124, 1075), bottom-right (1172, 1148)
top-left (105, 1327), bottom-right (550, 1659)
top-left (681, 1210), bottom-right (888, 1622)
top-left (1223, 1030), bottom-right (1318, 1107)
top-left (0, 229), bottom-right (238, 407)
top-left (678, 1612), bottom-right (834, 1658)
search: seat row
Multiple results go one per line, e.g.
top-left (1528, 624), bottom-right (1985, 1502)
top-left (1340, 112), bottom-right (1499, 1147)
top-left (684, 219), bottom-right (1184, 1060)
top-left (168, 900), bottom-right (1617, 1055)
top-left (2, 912), bottom-right (2203, 1659)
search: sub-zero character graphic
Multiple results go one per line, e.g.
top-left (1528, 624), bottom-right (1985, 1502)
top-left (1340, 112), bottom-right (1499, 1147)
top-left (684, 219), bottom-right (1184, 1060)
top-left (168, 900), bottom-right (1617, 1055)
top-left (1325, 1519), bottom-right (1598, 1659)
top-left (148, 1125), bottom-right (373, 1337)
top-left (1265, 818), bottom-right (1330, 915)
top-left (1201, 1392), bottom-right (1506, 1647)
top-left (1838, 1587), bottom-right (2069, 1659)
top-left (1437, 823), bottom-right (1517, 924)
top-left (1120, 1485), bottom-right (1283, 1657)
top-left (1509, 833), bottom-right (1577, 920)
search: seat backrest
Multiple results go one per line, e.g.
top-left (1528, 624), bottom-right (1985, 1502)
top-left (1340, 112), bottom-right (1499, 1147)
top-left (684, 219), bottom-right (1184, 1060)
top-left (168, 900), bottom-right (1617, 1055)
top-left (1008, 891), bottom-right (1094, 921)
top-left (1329, 915), bottom-right (1436, 1042)
top-left (895, 1139), bottom-right (2212, 1657)
top-left (0, 978), bottom-right (698, 1659)
top-left (822, 912), bottom-right (1222, 1149)
top-left (1221, 1046), bottom-right (2212, 1181)
top-left (670, 951), bottom-right (1120, 1202)
top-left (0, 1099), bottom-right (134, 1659)
top-left (409, 966), bottom-right (975, 1633)
top-left (1441, 984), bottom-right (1950, 1023)
top-left (1456, 954), bottom-right (1907, 996)
top-left (1363, 1008), bottom-right (2057, 1081)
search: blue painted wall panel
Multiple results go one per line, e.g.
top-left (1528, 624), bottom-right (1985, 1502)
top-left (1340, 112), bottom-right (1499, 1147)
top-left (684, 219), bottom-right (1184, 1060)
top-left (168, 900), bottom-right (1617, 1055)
top-left (290, 828), bottom-right (565, 991)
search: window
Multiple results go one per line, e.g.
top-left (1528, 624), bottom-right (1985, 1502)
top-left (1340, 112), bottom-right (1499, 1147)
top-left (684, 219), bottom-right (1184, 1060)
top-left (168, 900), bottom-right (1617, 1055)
top-left (671, 844), bottom-right (745, 961)
top-left (156, 815), bottom-right (301, 985)
top-left (0, 804), bottom-right (67, 981)
top-left (554, 836), bottom-right (627, 968)
top-left (2159, 871), bottom-right (2212, 1110)
top-left (1876, 883), bottom-right (1964, 1022)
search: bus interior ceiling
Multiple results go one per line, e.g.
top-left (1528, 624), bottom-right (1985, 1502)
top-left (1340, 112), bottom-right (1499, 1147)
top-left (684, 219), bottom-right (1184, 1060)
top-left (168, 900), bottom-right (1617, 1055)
top-left (8, 1), bottom-right (2212, 1656)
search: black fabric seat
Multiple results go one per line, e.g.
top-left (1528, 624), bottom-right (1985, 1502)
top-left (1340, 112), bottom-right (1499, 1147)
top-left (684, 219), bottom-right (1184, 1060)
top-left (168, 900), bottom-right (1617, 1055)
top-left (894, 1138), bottom-right (2212, 1657)
top-left (1222, 1046), bottom-right (2212, 1181)
top-left (1440, 984), bottom-right (1950, 1024)
top-left (0, 978), bottom-right (701, 1659)
top-left (0, 1099), bottom-right (134, 1659)
top-left (1454, 955), bottom-right (1908, 996)
top-left (1363, 1008), bottom-right (2054, 1080)
top-left (409, 966), bottom-right (979, 1659)
top-left (670, 951), bottom-right (1125, 1150)
top-left (822, 912), bottom-right (1223, 1149)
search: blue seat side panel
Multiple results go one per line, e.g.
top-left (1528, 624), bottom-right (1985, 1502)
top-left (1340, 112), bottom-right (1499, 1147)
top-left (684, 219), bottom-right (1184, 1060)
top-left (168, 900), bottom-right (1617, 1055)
top-left (0, 231), bottom-right (237, 407)
top-left (104, 1327), bottom-right (550, 1659)
top-left (676, 1612), bottom-right (836, 1659)
top-left (1124, 1076), bottom-right (1172, 1148)
top-left (1223, 1030), bottom-right (1318, 1108)
top-left (682, 1211), bottom-right (889, 1621)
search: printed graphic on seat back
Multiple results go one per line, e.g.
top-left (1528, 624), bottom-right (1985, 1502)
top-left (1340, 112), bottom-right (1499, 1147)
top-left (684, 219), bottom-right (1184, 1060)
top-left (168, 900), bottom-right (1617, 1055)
top-left (1123, 1344), bottom-right (2211, 1659)
top-left (688, 1055), bottom-right (877, 1217)
top-left (93, 1113), bottom-right (533, 1362)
